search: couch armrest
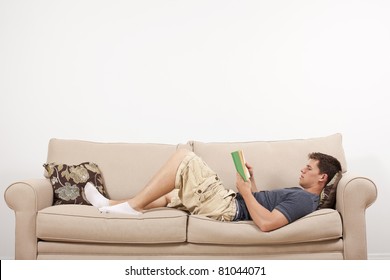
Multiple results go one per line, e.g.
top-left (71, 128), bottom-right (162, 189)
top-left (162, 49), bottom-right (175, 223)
top-left (4, 179), bottom-right (53, 259)
top-left (336, 173), bottom-right (377, 259)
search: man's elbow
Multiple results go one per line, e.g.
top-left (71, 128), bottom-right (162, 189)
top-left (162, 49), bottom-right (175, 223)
top-left (257, 220), bottom-right (286, 232)
top-left (252, 210), bottom-right (289, 232)
top-left (254, 220), bottom-right (275, 232)
top-left (258, 223), bottom-right (274, 232)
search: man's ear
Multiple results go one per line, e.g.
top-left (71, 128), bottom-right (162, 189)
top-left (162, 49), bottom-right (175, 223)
top-left (319, 173), bottom-right (328, 183)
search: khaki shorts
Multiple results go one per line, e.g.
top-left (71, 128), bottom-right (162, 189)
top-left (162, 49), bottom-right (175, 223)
top-left (167, 152), bottom-right (236, 222)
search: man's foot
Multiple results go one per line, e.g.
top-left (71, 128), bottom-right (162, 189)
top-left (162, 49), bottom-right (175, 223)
top-left (84, 182), bottom-right (109, 208)
top-left (99, 202), bottom-right (142, 216)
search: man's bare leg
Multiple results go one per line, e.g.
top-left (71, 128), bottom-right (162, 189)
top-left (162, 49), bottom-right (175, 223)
top-left (97, 190), bottom-right (175, 210)
top-left (127, 148), bottom-right (190, 211)
top-left (143, 190), bottom-right (176, 210)
top-left (85, 183), bottom-right (174, 210)
top-left (86, 149), bottom-right (191, 214)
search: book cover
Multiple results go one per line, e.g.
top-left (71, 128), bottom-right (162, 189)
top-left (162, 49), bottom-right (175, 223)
top-left (231, 150), bottom-right (251, 181)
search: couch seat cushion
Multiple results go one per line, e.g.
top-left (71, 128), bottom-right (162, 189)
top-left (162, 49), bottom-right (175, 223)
top-left (37, 205), bottom-right (188, 244)
top-left (187, 209), bottom-right (342, 245)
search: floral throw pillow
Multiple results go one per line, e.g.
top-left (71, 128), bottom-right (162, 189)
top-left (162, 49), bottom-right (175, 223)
top-left (318, 171), bottom-right (342, 209)
top-left (44, 162), bottom-right (107, 205)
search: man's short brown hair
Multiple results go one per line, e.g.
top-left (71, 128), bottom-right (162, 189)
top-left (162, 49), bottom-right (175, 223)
top-left (309, 152), bottom-right (342, 185)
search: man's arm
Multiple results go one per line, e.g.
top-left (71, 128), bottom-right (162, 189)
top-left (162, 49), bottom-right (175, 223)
top-left (236, 173), bottom-right (289, 232)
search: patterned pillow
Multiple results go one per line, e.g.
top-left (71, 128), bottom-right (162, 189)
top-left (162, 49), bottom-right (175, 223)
top-left (43, 162), bottom-right (108, 205)
top-left (318, 171), bottom-right (342, 209)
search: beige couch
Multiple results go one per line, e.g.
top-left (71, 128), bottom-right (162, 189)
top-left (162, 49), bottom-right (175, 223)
top-left (4, 134), bottom-right (377, 260)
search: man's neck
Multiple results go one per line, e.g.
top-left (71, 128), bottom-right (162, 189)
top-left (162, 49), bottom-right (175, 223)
top-left (304, 184), bottom-right (325, 196)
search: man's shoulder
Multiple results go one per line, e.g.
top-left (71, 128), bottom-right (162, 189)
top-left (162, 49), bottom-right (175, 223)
top-left (284, 187), bottom-right (318, 199)
top-left (280, 187), bottom-right (304, 194)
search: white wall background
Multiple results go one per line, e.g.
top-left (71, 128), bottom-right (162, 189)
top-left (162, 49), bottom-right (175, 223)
top-left (1, 0), bottom-right (389, 259)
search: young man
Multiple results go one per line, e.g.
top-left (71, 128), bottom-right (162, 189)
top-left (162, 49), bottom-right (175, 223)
top-left (85, 149), bottom-right (341, 232)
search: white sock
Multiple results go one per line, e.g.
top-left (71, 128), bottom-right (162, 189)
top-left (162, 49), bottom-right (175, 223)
top-left (84, 182), bottom-right (109, 208)
top-left (99, 202), bottom-right (142, 216)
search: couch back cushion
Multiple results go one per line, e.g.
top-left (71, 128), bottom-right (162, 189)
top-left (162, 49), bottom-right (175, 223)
top-left (46, 139), bottom-right (189, 200)
top-left (192, 134), bottom-right (347, 191)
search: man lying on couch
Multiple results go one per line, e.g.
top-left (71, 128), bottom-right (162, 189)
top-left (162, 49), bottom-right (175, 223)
top-left (85, 149), bottom-right (341, 232)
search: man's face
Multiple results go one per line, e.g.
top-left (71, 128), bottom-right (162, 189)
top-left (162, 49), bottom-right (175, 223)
top-left (299, 159), bottom-right (323, 188)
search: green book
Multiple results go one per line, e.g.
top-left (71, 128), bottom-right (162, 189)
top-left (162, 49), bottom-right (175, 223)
top-left (231, 150), bottom-right (251, 181)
